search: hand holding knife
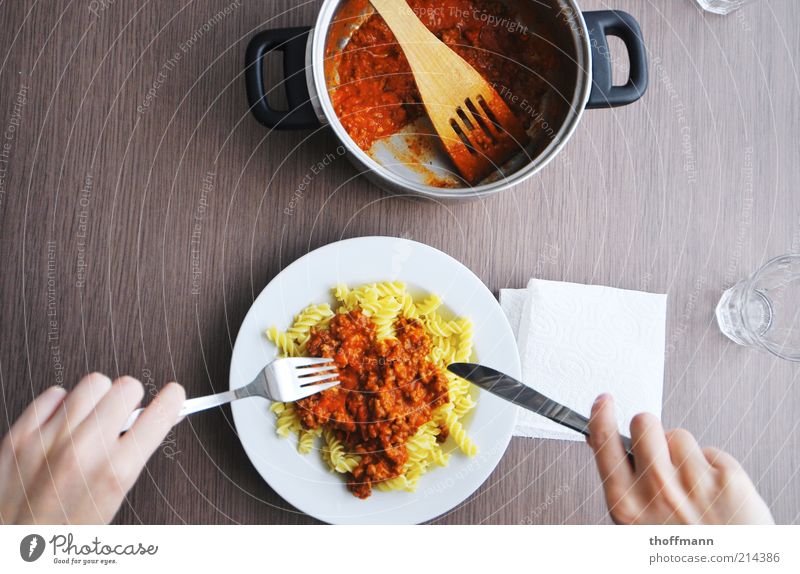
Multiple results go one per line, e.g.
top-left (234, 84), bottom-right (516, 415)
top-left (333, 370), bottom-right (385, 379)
top-left (447, 362), bottom-right (635, 462)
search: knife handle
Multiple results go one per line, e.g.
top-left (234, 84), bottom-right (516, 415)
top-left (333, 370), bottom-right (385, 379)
top-left (550, 405), bottom-right (635, 464)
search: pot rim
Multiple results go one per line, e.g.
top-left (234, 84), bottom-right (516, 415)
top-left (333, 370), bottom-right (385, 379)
top-left (309, 0), bottom-right (593, 199)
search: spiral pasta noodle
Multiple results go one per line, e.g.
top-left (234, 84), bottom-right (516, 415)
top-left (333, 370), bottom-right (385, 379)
top-left (276, 404), bottom-right (302, 438)
top-left (454, 319), bottom-right (474, 362)
top-left (375, 474), bottom-right (412, 492)
top-left (400, 292), bottom-right (418, 319)
top-left (453, 392), bottom-right (477, 418)
top-left (297, 427), bottom-right (322, 454)
top-left (287, 304), bottom-right (333, 345)
top-left (374, 281), bottom-right (406, 297)
top-left (372, 296), bottom-right (403, 340)
top-left (266, 326), bottom-right (298, 357)
top-left (322, 429), bottom-right (361, 473)
top-left (405, 421), bottom-right (440, 466)
top-left (333, 283), bottom-right (350, 304)
top-left (425, 313), bottom-right (464, 338)
top-left (430, 334), bottom-right (456, 368)
top-left (441, 408), bottom-right (478, 457)
top-left (415, 293), bottom-right (442, 316)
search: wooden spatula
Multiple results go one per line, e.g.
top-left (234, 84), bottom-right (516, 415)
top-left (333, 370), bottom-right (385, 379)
top-left (369, 0), bottom-right (529, 185)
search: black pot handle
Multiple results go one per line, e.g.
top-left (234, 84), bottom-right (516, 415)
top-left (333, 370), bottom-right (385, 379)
top-left (245, 27), bottom-right (321, 129)
top-left (583, 10), bottom-right (648, 109)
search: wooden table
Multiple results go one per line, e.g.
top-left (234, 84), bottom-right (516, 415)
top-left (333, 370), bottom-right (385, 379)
top-left (1, 0), bottom-right (798, 524)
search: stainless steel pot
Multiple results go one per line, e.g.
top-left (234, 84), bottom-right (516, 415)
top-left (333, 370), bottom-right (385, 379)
top-left (245, 0), bottom-right (647, 200)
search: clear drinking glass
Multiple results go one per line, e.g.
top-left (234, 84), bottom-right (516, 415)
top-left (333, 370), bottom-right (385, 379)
top-left (694, 0), bottom-right (752, 15)
top-left (716, 254), bottom-right (800, 361)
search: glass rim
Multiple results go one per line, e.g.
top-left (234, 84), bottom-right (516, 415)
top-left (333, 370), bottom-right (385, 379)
top-left (742, 253), bottom-right (800, 361)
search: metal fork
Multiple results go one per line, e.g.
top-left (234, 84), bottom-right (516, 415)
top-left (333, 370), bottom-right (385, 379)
top-left (120, 357), bottom-right (339, 432)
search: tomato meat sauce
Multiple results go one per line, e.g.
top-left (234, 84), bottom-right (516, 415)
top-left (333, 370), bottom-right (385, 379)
top-left (295, 309), bottom-right (450, 498)
top-left (329, 0), bottom-right (563, 151)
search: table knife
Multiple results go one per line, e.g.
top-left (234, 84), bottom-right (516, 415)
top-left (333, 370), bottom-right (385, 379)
top-left (447, 362), bottom-right (634, 460)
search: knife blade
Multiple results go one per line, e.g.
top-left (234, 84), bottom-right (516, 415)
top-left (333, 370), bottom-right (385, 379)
top-left (447, 362), bottom-right (634, 459)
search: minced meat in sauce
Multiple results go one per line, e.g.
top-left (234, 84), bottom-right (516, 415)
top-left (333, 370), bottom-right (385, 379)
top-left (295, 309), bottom-right (449, 498)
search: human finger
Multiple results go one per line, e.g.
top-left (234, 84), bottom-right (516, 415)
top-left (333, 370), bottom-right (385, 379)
top-left (41, 373), bottom-right (113, 447)
top-left (4, 385), bottom-right (67, 445)
top-left (666, 428), bottom-right (712, 489)
top-left (76, 377), bottom-right (145, 440)
top-left (629, 412), bottom-right (674, 481)
top-left (702, 446), bottom-right (743, 474)
top-left (587, 394), bottom-right (634, 493)
top-left (116, 382), bottom-right (185, 472)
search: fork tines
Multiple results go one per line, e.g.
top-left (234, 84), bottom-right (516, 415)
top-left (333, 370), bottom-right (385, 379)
top-left (288, 357), bottom-right (340, 399)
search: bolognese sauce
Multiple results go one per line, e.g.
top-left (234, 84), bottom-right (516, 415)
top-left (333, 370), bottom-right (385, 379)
top-left (295, 309), bottom-right (449, 498)
top-left (328, 0), bottom-right (565, 151)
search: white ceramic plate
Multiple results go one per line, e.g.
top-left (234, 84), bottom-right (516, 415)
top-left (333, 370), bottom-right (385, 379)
top-left (229, 236), bottom-right (520, 524)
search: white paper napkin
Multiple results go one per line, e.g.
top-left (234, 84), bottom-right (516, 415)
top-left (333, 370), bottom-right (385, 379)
top-left (500, 279), bottom-right (667, 441)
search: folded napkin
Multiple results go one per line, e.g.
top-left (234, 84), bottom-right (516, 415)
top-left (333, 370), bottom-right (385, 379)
top-left (500, 279), bottom-right (667, 441)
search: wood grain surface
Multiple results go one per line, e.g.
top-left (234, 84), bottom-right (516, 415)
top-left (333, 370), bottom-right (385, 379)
top-left (1, 0), bottom-right (798, 524)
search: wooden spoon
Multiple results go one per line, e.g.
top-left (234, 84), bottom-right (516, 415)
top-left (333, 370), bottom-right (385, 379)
top-left (369, 0), bottom-right (529, 185)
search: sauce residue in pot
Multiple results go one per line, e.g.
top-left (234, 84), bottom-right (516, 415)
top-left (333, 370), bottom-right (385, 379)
top-left (327, 0), bottom-right (569, 156)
